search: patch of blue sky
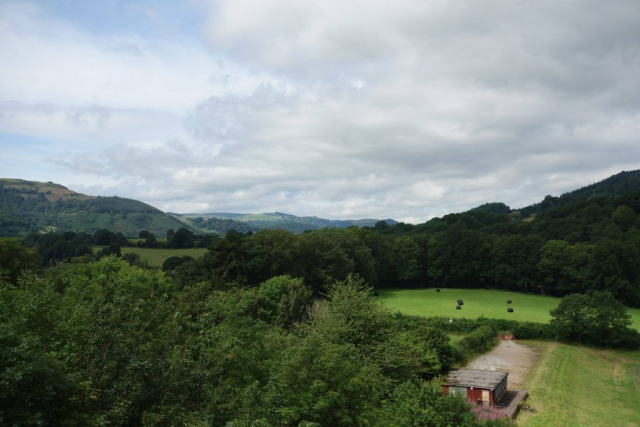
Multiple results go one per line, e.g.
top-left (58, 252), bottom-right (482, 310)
top-left (0, 132), bottom-right (52, 147)
top-left (0, 132), bottom-right (106, 165)
top-left (34, 0), bottom-right (205, 39)
top-left (0, 135), bottom-right (57, 180)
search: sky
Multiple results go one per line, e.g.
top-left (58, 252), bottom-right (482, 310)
top-left (1, 0), bottom-right (640, 223)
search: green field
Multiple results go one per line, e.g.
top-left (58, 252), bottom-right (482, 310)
top-left (94, 246), bottom-right (208, 267)
top-left (518, 342), bottom-right (640, 426)
top-left (379, 288), bottom-right (640, 330)
top-left (128, 237), bottom-right (168, 243)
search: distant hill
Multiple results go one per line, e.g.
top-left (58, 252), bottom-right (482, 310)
top-left (0, 179), bottom-right (186, 237)
top-left (170, 214), bottom-right (259, 234)
top-left (0, 178), bottom-right (398, 237)
top-left (519, 170), bottom-right (640, 217)
top-left (172, 212), bottom-right (398, 234)
top-left (468, 202), bottom-right (511, 214)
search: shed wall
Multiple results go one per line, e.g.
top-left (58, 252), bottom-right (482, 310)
top-left (489, 376), bottom-right (507, 403)
top-left (466, 388), bottom-right (483, 403)
top-left (443, 385), bottom-right (493, 405)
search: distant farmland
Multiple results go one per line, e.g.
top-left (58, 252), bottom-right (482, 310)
top-left (94, 246), bottom-right (208, 267)
top-left (379, 288), bottom-right (640, 331)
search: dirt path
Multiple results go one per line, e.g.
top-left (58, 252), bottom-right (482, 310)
top-left (465, 340), bottom-right (538, 387)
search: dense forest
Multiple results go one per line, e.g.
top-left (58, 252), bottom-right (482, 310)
top-left (519, 170), bottom-right (640, 216)
top-left (2, 255), bottom-right (514, 426)
top-left (2, 223), bottom-right (638, 425)
top-left (159, 189), bottom-right (640, 307)
top-left (3, 172), bottom-right (640, 425)
top-left (12, 186), bottom-right (640, 306)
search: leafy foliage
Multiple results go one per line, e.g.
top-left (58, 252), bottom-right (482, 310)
top-left (550, 292), bottom-right (640, 348)
top-left (1, 262), bottom-right (504, 426)
top-left (5, 172), bottom-right (640, 425)
top-left (162, 190), bottom-right (640, 306)
top-left (0, 238), bottom-right (40, 283)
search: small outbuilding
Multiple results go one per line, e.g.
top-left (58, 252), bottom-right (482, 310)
top-left (442, 369), bottom-right (508, 407)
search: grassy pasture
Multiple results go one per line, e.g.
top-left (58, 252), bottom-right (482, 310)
top-left (517, 342), bottom-right (640, 426)
top-left (379, 288), bottom-right (640, 331)
top-left (127, 237), bottom-right (169, 244)
top-left (94, 246), bottom-right (208, 267)
top-left (379, 288), bottom-right (560, 324)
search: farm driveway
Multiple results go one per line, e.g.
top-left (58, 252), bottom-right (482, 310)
top-left (465, 340), bottom-right (538, 387)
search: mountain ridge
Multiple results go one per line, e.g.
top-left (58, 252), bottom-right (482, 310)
top-left (3, 170), bottom-right (640, 237)
top-left (170, 211), bottom-right (398, 234)
top-left (518, 170), bottom-right (640, 216)
top-left (0, 178), bottom-right (183, 237)
top-left (0, 179), bottom-right (398, 236)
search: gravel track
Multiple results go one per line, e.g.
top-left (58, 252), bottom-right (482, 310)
top-left (465, 340), bottom-right (538, 387)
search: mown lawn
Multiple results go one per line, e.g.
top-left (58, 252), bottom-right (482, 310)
top-left (378, 288), bottom-right (640, 331)
top-left (517, 342), bottom-right (640, 426)
top-left (93, 246), bottom-right (208, 267)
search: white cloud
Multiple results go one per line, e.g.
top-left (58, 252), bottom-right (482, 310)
top-left (2, 0), bottom-right (640, 223)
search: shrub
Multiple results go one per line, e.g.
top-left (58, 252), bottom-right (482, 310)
top-left (455, 325), bottom-right (497, 360)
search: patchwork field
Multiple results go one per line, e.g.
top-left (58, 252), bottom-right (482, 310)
top-left (93, 246), bottom-right (208, 267)
top-left (379, 288), bottom-right (640, 331)
top-left (517, 342), bottom-right (640, 426)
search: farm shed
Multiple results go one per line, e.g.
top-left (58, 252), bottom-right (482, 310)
top-left (442, 369), bottom-right (508, 406)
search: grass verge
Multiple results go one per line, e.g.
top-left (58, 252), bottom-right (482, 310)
top-left (517, 342), bottom-right (640, 426)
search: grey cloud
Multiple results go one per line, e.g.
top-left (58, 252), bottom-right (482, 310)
top-left (8, 0), bottom-right (640, 223)
top-left (66, 106), bottom-right (112, 130)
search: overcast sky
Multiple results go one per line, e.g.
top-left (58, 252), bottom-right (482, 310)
top-left (1, 0), bottom-right (640, 223)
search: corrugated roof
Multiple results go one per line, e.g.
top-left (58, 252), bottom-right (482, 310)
top-left (443, 369), bottom-right (507, 390)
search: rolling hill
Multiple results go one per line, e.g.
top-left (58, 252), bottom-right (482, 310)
top-left (0, 179), bottom-right (398, 237)
top-left (519, 170), bottom-right (640, 216)
top-left (0, 179), bottom-right (186, 237)
top-left (6, 170), bottom-right (638, 238)
top-left (171, 211), bottom-right (398, 234)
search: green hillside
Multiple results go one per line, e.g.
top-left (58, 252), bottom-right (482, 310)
top-left (1, 179), bottom-right (395, 237)
top-left (171, 214), bottom-right (258, 234)
top-left (520, 169), bottom-right (640, 216)
top-left (173, 211), bottom-right (397, 234)
top-left (0, 179), bottom-right (186, 237)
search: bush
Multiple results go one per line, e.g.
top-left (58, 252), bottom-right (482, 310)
top-left (455, 325), bottom-right (497, 360)
top-left (615, 328), bottom-right (640, 350)
top-left (403, 315), bottom-right (556, 341)
top-left (512, 322), bottom-right (555, 340)
top-left (551, 292), bottom-right (640, 349)
top-left (162, 256), bottom-right (193, 272)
